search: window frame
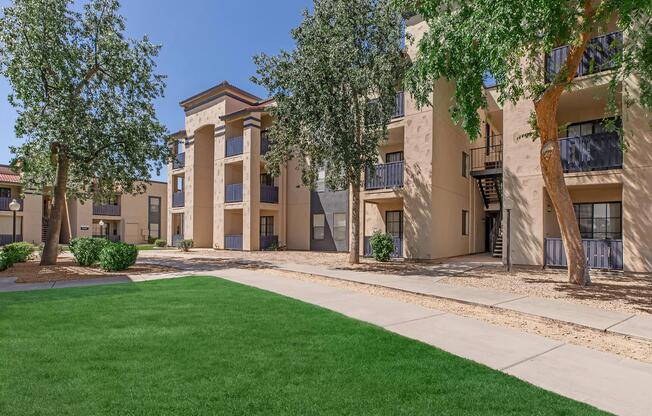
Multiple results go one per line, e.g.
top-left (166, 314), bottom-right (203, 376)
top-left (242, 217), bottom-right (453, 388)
top-left (333, 212), bottom-right (347, 242)
top-left (260, 216), bottom-right (275, 237)
top-left (573, 201), bottom-right (622, 240)
top-left (462, 151), bottom-right (470, 178)
top-left (312, 213), bottom-right (326, 240)
top-left (385, 210), bottom-right (403, 238)
top-left (0, 188), bottom-right (11, 198)
top-left (462, 210), bottom-right (469, 236)
top-left (385, 151), bottom-right (404, 164)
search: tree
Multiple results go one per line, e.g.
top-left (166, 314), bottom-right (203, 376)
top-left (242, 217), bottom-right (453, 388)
top-left (0, 0), bottom-right (170, 265)
top-left (396, 0), bottom-right (652, 285)
top-left (253, 0), bottom-right (407, 264)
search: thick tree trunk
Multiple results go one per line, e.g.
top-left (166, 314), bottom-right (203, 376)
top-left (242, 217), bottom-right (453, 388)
top-left (40, 148), bottom-right (69, 265)
top-left (349, 182), bottom-right (361, 264)
top-left (535, 101), bottom-right (591, 286)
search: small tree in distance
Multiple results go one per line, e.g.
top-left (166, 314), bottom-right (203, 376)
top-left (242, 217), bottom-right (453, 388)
top-left (0, 0), bottom-right (170, 265)
top-left (396, 0), bottom-right (652, 285)
top-left (253, 0), bottom-right (407, 264)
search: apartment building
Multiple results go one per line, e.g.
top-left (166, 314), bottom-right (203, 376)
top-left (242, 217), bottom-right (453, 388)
top-left (168, 15), bottom-right (651, 273)
top-left (0, 164), bottom-right (167, 246)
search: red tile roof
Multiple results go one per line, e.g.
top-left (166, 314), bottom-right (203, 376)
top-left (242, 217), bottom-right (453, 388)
top-left (0, 165), bottom-right (20, 184)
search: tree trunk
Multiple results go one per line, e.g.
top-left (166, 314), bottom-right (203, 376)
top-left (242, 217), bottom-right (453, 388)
top-left (349, 182), bottom-right (361, 264)
top-left (40, 148), bottom-right (69, 265)
top-left (535, 102), bottom-right (591, 286)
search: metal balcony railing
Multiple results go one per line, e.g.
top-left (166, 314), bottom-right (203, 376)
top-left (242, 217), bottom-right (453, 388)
top-left (393, 91), bottom-right (405, 118)
top-left (225, 234), bottom-right (243, 250)
top-left (559, 132), bottom-right (623, 173)
top-left (260, 235), bottom-right (279, 250)
top-left (92, 204), bottom-right (121, 216)
top-left (225, 183), bottom-right (243, 203)
top-left (172, 191), bottom-right (185, 208)
top-left (364, 236), bottom-right (402, 258)
top-left (365, 161), bottom-right (404, 190)
top-left (470, 139), bottom-right (503, 173)
top-left (545, 238), bottom-right (623, 270)
top-left (173, 152), bottom-right (185, 170)
top-left (0, 197), bottom-right (23, 211)
top-left (260, 185), bottom-right (279, 203)
top-left (226, 136), bottom-right (244, 157)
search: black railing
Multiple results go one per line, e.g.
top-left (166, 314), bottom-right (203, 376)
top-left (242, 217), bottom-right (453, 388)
top-left (260, 185), bottom-right (279, 203)
top-left (470, 141), bottom-right (503, 172)
top-left (0, 234), bottom-right (23, 246)
top-left (0, 197), bottom-right (23, 211)
top-left (545, 238), bottom-right (623, 270)
top-left (172, 191), bottom-right (185, 208)
top-left (225, 183), bottom-right (243, 203)
top-left (261, 134), bottom-right (270, 155)
top-left (260, 235), bottom-right (279, 250)
top-left (173, 152), bottom-right (185, 170)
top-left (559, 132), bottom-right (623, 173)
top-left (546, 31), bottom-right (623, 83)
top-left (225, 234), bottom-right (243, 250)
top-left (364, 236), bottom-right (402, 258)
top-left (92, 204), bottom-right (121, 216)
top-left (393, 91), bottom-right (405, 118)
top-left (365, 161), bottom-right (404, 190)
top-left (226, 136), bottom-right (244, 157)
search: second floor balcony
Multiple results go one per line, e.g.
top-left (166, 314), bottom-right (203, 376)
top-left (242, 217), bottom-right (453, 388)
top-left (470, 140), bottom-right (503, 174)
top-left (546, 31), bottom-right (623, 83)
top-left (260, 185), bottom-right (279, 204)
top-left (226, 183), bottom-right (243, 203)
top-left (226, 136), bottom-right (244, 157)
top-left (173, 152), bottom-right (185, 170)
top-left (560, 131), bottom-right (623, 173)
top-left (365, 161), bottom-right (404, 190)
top-left (93, 203), bottom-right (121, 216)
top-left (172, 191), bottom-right (185, 208)
top-left (0, 197), bottom-right (23, 212)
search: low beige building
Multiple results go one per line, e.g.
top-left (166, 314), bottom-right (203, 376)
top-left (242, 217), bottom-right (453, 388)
top-left (169, 16), bottom-right (651, 273)
top-left (0, 164), bottom-right (167, 246)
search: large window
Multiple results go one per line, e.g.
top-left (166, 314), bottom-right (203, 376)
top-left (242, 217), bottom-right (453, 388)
top-left (260, 216), bottom-right (274, 236)
top-left (566, 118), bottom-right (621, 137)
top-left (148, 197), bottom-right (161, 240)
top-left (386, 211), bottom-right (403, 238)
top-left (260, 173), bottom-right (274, 186)
top-left (385, 151), bottom-right (404, 163)
top-left (312, 214), bottom-right (325, 240)
top-left (574, 202), bottom-right (621, 240)
top-left (333, 213), bottom-right (347, 241)
top-left (0, 188), bottom-right (11, 198)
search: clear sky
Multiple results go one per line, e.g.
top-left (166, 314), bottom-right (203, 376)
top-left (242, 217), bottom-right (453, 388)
top-left (0, 0), bottom-right (312, 181)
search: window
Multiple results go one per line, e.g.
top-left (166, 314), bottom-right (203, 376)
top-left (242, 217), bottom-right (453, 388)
top-left (260, 173), bottom-right (274, 187)
top-left (462, 210), bottom-right (469, 235)
top-left (386, 211), bottom-right (403, 238)
top-left (385, 151), bottom-right (404, 163)
top-left (333, 213), bottom-right (347, 241)
top-left (566, 118), bottom-right (621, 138)
top-left (574, 202), bottom-right (621, 240)
top-left (312, 214), bottom-right (325, 240)
top-left (148, 197), bottom-right (161, 240)
top-left (0, 188), bottom-right (10, 198)
top-left (462, 152), bottom-right (470, 178)
top-left (149, 223), bottom-right (160, 239)
top-left (260, 216), bottom-right (274, 236)
top-left (315, 168), bottom-right (327, 192)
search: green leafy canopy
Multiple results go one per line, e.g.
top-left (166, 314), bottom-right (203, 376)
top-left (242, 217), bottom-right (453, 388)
top-left (252, 0), bottom-right (407, 190)
top-left (396, 0), bottom-right (652, 140)
top-left (0, 0), bottom-right (170, 200)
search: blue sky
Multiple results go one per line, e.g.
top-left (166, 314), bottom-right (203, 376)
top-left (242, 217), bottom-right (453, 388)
top-left (0, 0), bottom-right (312, 181)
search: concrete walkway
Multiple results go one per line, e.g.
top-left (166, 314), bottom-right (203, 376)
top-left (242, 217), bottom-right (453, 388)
top-left (279, 263), bottom-right (652, 342)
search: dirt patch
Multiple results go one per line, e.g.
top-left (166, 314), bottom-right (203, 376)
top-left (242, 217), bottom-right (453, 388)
top-left (2, 260), bottom-right (178, 284)
top-left (439, 266), bottom-right (652, 315)
top-left (268, 268), bottom-right (652, 364)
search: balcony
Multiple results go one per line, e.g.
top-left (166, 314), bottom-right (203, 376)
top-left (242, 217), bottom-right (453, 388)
top-left (225, 183), bottom-right (243, 203)
top-left (173, 152), bottom-right (185, 170)
top-left (260, 185), bottom-right (279, 204)
top-left (226, 136), bottom-right (244, 157)
top-left (470, 141), bottom-right (503, 174)
top-left (560, 132), bottom-right (623, 173)
top-left (545, 238), bottom-right (623, 270)
top-left (0, 197), bottom-right (23, 211)
top-left (172, 191), bottom-right (185, 208)
top-left (365, 161), bottom-right (404, 190)
top-left (546, 31), bottom-right (623, 83)
top-left (225, 234), bottom-right (243, 250)
top-left (364, 236), bottom-right (402, 258)
top-left (393, 91), bottom-right (405, 118)
top-left (261, 134), bottom-right (270, 155)
top-left (92, 204), bottom-right (120, 216)
top-left (260, 235), bottom-right (279, 250)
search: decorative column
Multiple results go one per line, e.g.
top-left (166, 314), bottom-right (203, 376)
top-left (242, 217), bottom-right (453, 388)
top-left (213, 124), bottom-right (226, 249)
top-left (242, 114), bottom-right (262, 251)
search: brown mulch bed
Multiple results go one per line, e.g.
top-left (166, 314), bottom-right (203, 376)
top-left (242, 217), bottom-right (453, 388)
top-left (1, 260), bottom-right (178, 284)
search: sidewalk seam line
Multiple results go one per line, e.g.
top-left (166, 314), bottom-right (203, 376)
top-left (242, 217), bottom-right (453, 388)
top-left (500, 343), bottom-right (567, 371)
top-left (604, 315), bottom-right (636, 331)
top-left (383, 312), bottom-right (448, 329)
top-left (491, 295), bottom-right (530, 307)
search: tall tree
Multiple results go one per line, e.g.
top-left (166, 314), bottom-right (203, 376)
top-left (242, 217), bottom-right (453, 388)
top-left (253, 0), bottom-right (406, 264)
top-left (396, 0), bottom-right (652, 285)
top-left (0, 0), bottom-right (169, 265)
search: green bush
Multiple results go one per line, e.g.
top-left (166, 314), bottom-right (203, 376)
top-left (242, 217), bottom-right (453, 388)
top-left (176, 239), bottom-right (193, 252)
top-left (3, 242), bottom-right (35, 263)
top-left (99, 242), bottom-right (138, 271)
top-left (70, 237), bottom-right (110, 267)
top-left (154, 239), bottom-right (167, 248)
top-left (369, 231), bottom-right (395, 262)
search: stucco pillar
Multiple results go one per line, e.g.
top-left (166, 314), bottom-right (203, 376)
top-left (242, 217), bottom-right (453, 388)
top-left (242, 114), bottom-right (262, 251)
top-left (214, 124), bottom-right (226, 249)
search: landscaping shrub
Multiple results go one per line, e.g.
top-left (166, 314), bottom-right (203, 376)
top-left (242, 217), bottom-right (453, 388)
top-left (3, 242), bottom-right (36, 263)
top-left (70, 237), bottom-right (110, 266)
top-left (369, 231), bottom-right (395, 262)
top-left (99, 242), bottom-right (138, 271)
top-left (177, 239), bottom-right (193, 252)
top-left (154, 239), bottom-right (167, 248)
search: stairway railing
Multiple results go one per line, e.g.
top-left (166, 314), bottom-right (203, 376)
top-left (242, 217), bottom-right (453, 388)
top-left (490, 210), bottom-right (503, 255)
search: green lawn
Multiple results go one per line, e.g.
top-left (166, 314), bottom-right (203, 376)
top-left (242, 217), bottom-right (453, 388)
top-left (0, 277), bottom-right (606, 415)
top-left (135, 244), bottom-right (159, 250)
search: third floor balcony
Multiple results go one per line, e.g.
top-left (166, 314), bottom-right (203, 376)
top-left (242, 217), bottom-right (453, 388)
top-left (365, 161), bottom-right (404, 190)
top-left (226, 136), bottom-right (244, 157)
top-left (172, 152), bottom-right (185, 170)
top-left (172, 191), bottom-right (185, 208)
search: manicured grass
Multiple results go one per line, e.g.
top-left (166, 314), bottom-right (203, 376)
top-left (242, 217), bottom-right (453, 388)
top-left (0, 277), bottom-right (606, 415)
top-left (135, 244), bottom-right (158, 250)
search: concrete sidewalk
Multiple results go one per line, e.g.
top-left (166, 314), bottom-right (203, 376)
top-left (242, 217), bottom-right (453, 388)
top-left (280, 263), bottom-right (652, 342)
top-left (2, 268), bottom-right (652, 414)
